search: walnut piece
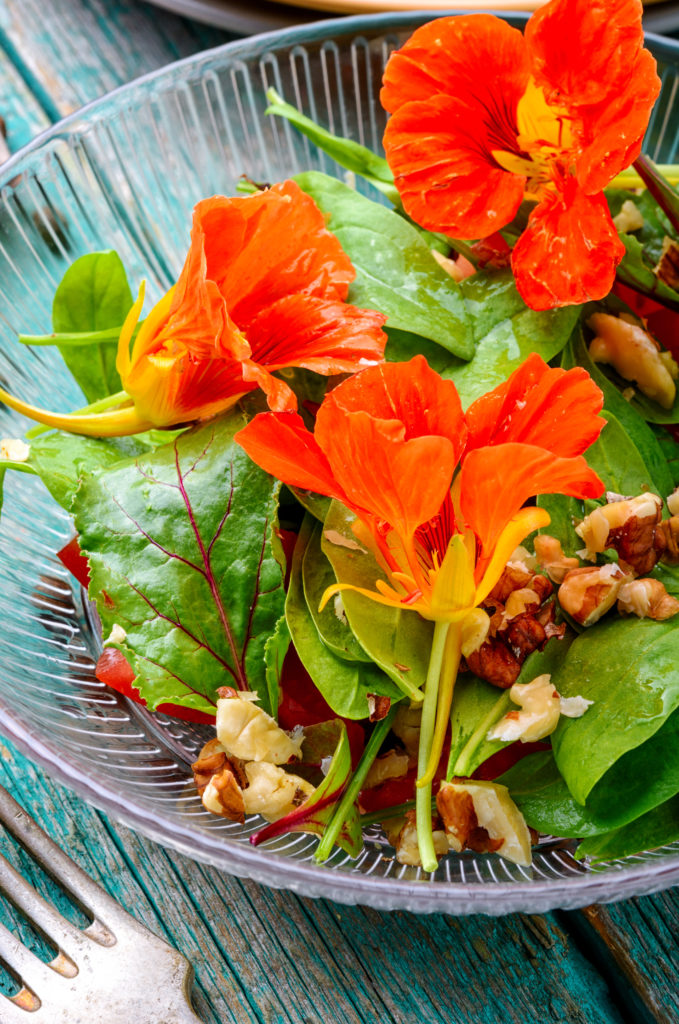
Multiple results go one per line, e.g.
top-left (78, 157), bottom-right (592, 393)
top-left (534, 534), bottom-right (580, 583)
top-left (0, 438), bottom-right (29, 462)
top-left (612, 199), bottom-right (645, 234)
top-left (575, 492), bottom-right (663, 574)
top-left (587, 312), bottom-right (678, 410)
top-left (202, 768), bottom-right (246, 823)
top-left (391, 703), bottom-right (421, 759)
top-left (216, 690), bottom-right (303, 764)
top-left (486, 674), bottom-right (561, 743)
top-left (668, 489), bottom-right (679, 517)
top-left (367, 693), bottom-right (391, 722)
top-left (617, 578), bottom-right (679, 620)
top-left (363, 749), bottom-right (410, 790)
top-left (385, 810), bottom-right (449, 867)
top-left (655, 236), bottom-right (679, 291)
top-left (654, 516), bottom-right (679, 566)
top-left (436, 781), bottom-right (532, 866)
top-left (558, 564), bottom-right (628, 626)
top-left (241, 761), bottom-right (314, 822)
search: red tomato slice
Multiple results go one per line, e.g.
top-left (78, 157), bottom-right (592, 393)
top-left (278, 646), bottom-right (365, 764)
top-left (95, 648), bottom-right (216, 724)
top-left (471, 740), bottom-right (551, 780)
top-left (57, 536), bottom-right (91, 589)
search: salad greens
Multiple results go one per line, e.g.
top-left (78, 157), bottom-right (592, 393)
top-left (3, 12), bottom-right (679, 877)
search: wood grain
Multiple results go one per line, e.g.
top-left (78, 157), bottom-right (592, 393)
top-left (0, 736), bottom-right (628, 1024)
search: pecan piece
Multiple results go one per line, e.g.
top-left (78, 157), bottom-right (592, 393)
top-left (465, 636), bottom-right (521, 689)
top-left (504, 613), bottom-right (546, 661)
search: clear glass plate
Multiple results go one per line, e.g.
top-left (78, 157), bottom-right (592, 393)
top-left (1, 12), bottom-right (678, 915)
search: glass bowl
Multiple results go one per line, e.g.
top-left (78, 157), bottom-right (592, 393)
top-left (1, 12), bottom-right (678, 915)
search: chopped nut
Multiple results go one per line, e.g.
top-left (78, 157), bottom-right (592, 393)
top-left (0, 438), bottom-right (30, 462)
top-left (655, 236), bottom-right (679, 291)
top-left (617, 578), bottom-right (679, 620)
top-left (559, 695), bottom-right (594, 718)
top-left (392, 703), bottom-right (421, 759)
top-left (612, 198), bottom-right (645, 234)
top-left (465, 636), bottom-right (521, 689)
top-left (668, 489), bottom-right (679, 517)
top-left (654, 516), bottom-right (679, 565)
top-left (534, 534), bottom-right (580, 583)
top-left (504, 587), bottom-right (541, 619)
top-left (488, 563), bottom-right (534, 603)
top-left (192, 738), bottom-right (230, 797)
top-left (436, 780), bottom-right (532, 866)
top-left (558, 564), bottom-right (628, 626)
top-left (486, 674), bottom-right (561, 743)
top-left (460, 607), bottom-right (490, 657)
top-left (242, 761), bottom-right (314, 821)
top-left (363, 749), bottom-right (410, 789)
top-left (202, 767), bottom-right (245, 822)
top-left (575, 492), bottom-right (663, 574)
top-left (386, 810), bottom-right (449, 867)
top-left (103, 623), bottom-right (127, 646)
top-left (504, 612), bottom-right (547, 661)
top-left (507, 545), bottom-right (537, 572)
top-left (588, 312), bottom-right (678, 410)
top-left (367, 693), bottom-right (391, 722)
top-left (216, 690), bottom-right (303, 764)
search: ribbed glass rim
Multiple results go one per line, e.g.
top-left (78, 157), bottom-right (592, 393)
top-left (1, 10), bottom-right (678, 913)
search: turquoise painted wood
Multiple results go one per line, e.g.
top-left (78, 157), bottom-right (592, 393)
top-left (0, 2), bottom-right (677, 1022)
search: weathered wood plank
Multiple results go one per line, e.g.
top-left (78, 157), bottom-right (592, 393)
top-left (563, 900), bottom-right (679, 1024)
top-left (0, 736), bottom-right (628, 1024)
top-left (0, 0), bottom-right (234, 119)
top-left (0, 43), bottom-right (50, 154)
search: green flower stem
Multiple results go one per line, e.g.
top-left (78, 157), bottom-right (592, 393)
top-left (25, 390), bottom-right (131, 438)
top-left (419, 623), bottom-right (461, 787)
top-left (315, 705), bottom-right (398, 862)
top-left (415, 619), bottom-right (450, 873)
top-left (611, 162), bottom-right (679, 190)
top-left (632, 155), bottom-right (679, 235)
top-left (448, 691), bottom-right (513, 780)
top-left (445, 238), bottom-right (479, 266)
top-left (20, 326), bottom-right (124, 347)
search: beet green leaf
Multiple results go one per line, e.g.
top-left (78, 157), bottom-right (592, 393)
top-left (72, 412), bottom-right (286, 715)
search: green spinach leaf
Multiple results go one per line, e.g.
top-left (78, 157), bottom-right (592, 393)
top-left (50, 252), bottom-right (134, 401)
top-left (447, 270), bottom-right (581, 407)
top-left (286, 514), bottom-right (400, 719)
top-left (321, 500), bottom-right (431, 702)
top-left (302, 518), bottom-right (371, 663)
top-left (552, 616), bottom-right (679, 803)
top-left (294, 172), bottom-right (473, 359)
top-left (575, 794), bottom-right (679, 861)
top-left (502, 705), bottom-right (679, 838)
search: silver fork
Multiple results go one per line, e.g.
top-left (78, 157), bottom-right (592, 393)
top-left (0, 785), bottom-right (203, 1023)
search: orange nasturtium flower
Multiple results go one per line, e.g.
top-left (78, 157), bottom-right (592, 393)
top-left (380, 0), bottom-right (661, 310)
top-left (236, 353), bottom-right (605, 869)
top-left (0, 182), bottom-right (386, 436)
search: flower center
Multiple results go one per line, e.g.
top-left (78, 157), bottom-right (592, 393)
top-left (491, 78), bottom-right (574, 201)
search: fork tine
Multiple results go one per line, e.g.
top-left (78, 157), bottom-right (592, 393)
top-left (0, 917), bottom-right (68, 1000)
top-left (0, 787), bottom-right (135, 932)
top-left (0, 848), bottom-right (89, 962)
